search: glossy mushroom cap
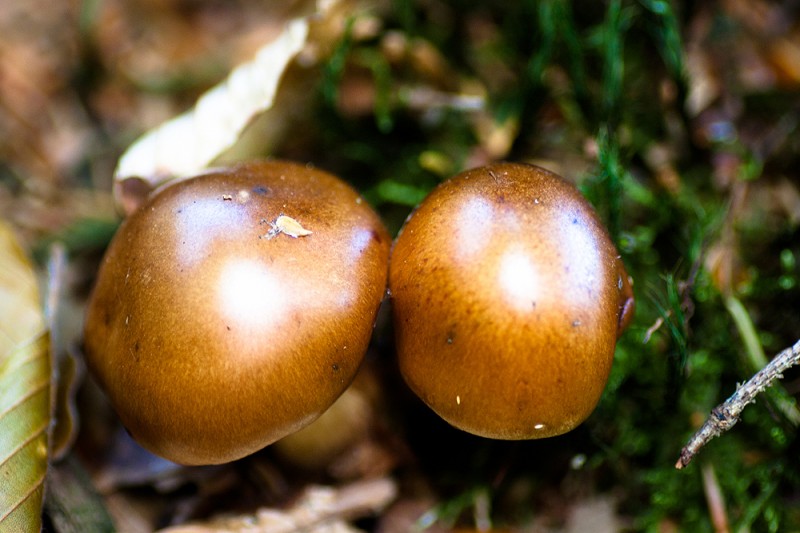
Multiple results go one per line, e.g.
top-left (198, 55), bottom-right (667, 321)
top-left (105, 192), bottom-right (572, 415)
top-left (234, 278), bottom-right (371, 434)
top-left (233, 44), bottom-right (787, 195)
top-left (84, 161), bottom-right (390, 465)
top-left (390, 162), bottom-right (634, 440)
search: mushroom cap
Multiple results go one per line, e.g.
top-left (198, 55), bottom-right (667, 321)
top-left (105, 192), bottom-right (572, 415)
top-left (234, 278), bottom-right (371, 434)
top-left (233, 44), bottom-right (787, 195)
top-left (84, 161), bottom-right (390, 465)
top-left (390, 162), bottom-right (634, 439)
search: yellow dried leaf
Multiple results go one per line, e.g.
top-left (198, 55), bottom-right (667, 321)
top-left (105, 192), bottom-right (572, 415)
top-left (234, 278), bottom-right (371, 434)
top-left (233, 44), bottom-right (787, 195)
top-left (0, 222), bottom-right (50, 532)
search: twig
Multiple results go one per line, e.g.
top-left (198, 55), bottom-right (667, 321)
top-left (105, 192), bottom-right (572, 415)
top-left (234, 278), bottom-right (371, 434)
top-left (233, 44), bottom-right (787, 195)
top-left (724, 296), bottom-right (800, 425)
top-left (676, 339), bottom-right (800, 469)
top-left (45, 243), bottom-right (66, 454)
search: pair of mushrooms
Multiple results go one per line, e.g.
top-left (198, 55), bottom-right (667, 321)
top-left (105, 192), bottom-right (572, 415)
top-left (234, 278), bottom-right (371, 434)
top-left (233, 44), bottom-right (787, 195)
top-left (84, 160), bottom-right (634, 465)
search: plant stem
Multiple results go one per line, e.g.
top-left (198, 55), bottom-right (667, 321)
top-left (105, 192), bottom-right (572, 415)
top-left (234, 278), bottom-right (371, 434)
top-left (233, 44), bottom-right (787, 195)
top-left (676, 339), bottom-right (800, 469)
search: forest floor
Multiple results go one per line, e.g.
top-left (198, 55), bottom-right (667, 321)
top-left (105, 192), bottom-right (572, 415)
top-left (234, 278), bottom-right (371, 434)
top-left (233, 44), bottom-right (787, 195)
top-left (2, 1), bottom-right (800, 531)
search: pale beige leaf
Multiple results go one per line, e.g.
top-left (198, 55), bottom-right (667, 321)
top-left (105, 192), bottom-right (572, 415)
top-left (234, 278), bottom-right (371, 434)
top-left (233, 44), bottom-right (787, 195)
top-left (112, 0), bottom-right (375, 215)
top-left (159, 478), bottom-right (397, 533)
top-left (113, 17), bottom-right (308, 189)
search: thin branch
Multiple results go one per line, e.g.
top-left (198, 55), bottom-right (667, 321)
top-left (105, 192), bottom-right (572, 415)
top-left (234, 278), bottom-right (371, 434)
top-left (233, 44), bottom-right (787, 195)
top-left (676, 339), bottom-right (800, 469)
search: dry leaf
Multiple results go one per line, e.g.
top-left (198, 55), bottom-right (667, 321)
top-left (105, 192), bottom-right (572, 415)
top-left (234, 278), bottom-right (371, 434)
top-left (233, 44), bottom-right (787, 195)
top-left (113, 0), bottom-right (371, 214)
top-left (0, 221), bottom-right (50, 532)
top-left (114, 17), bottom-right (309, 196)
top-left (159, 478), bottom-right (397, 533)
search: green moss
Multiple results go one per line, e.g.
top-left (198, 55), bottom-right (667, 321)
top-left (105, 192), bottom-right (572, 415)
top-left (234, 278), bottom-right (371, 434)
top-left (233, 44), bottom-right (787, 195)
top-left (282, 1), bottom-right (800, 529)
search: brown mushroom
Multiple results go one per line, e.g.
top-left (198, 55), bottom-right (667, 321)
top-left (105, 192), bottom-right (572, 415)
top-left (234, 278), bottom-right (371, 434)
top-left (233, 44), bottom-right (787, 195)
top-left (389, 162), bottom-right (634, 439)
top-left (84, 160), bottom-right (390, 465)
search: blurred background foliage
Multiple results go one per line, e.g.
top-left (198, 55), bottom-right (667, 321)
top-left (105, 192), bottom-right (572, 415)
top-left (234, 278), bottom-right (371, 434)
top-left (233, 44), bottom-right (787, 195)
top-left (2, 0), bottom-right (800, 531)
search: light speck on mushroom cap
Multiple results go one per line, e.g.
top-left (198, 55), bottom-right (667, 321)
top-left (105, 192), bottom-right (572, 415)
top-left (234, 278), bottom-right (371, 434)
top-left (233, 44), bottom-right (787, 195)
top-left (390, 162), bottom-right (634, 440)
top-left (84, 161), bottom-right (390, 465)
